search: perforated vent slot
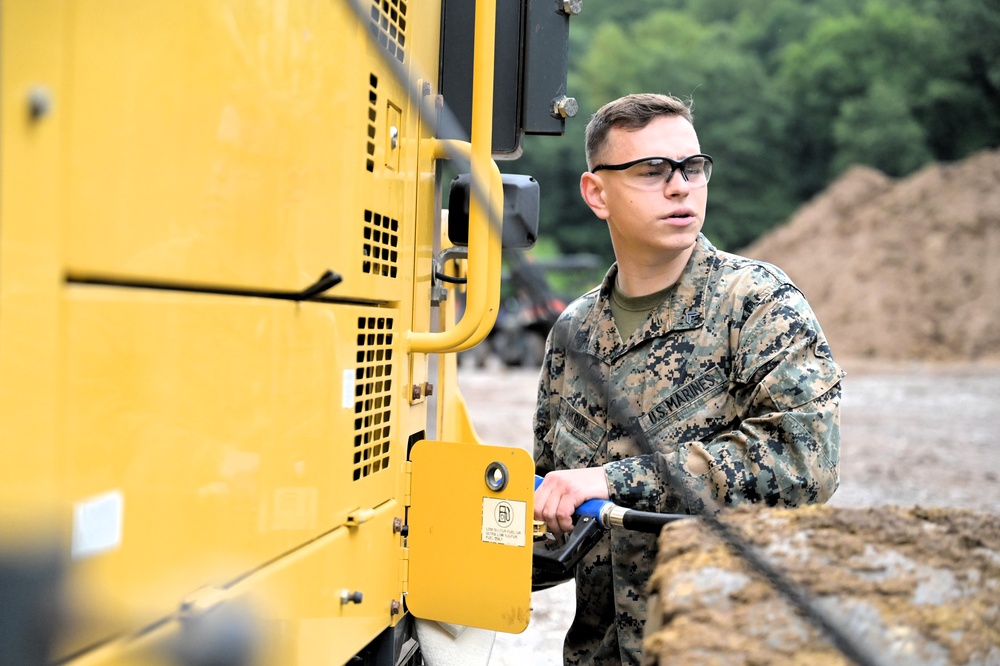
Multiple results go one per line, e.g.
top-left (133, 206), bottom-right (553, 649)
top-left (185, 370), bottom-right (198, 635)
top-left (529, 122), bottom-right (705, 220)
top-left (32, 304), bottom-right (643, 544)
top-left (367, 74), bottom-right (377, 172)
top-left (362, 210), bottom-right (399, 278)
top-left (369, 0), bottom-right (407, 63)
top-left (353, 316), bottom-right (394, 481)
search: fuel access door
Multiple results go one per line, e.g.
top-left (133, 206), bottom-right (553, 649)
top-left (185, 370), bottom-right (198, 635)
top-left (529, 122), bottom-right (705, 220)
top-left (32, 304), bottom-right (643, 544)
top-left (407, 440), bottom-right (535, 632)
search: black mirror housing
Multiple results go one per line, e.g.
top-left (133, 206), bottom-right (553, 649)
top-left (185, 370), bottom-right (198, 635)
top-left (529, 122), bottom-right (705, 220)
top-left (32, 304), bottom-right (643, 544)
top-left (447, 173), bottom-right (540, 250)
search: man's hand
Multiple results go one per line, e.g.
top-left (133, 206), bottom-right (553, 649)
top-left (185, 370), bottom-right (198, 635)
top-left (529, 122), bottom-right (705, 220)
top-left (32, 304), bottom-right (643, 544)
top-left (534, 467), bottom-right (609, 539)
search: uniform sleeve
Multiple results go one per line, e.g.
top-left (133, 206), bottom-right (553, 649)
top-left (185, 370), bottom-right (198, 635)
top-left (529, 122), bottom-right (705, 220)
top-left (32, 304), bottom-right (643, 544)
top-left (604, 283), bottom-right (844, 515)
top-left (533, 325), bottom-right (563, 478)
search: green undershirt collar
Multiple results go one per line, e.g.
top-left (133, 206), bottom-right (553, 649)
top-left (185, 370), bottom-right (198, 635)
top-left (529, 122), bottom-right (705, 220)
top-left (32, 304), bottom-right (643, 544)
top-left (610, 280), bottom-right (674, 341)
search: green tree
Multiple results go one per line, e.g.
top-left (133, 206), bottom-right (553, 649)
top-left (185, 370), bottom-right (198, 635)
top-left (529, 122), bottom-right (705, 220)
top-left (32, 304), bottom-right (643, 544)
top-left (922, 0), bottom-right (1000, 159)
top-left (957, 0), bottom-right (1000, 107)
top-left (777, 1), bottom-right (965, 195)
top-left (514, 0), bottom-right (1000, 262)
top-left (832, 80), bottom-right (932, 176)
top-left (729, 0), bottom-right (863, 68)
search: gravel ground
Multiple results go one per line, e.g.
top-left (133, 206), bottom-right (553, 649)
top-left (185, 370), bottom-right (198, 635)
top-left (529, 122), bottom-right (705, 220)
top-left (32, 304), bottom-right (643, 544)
top-left (456, 359), bottom-right (1000, 666)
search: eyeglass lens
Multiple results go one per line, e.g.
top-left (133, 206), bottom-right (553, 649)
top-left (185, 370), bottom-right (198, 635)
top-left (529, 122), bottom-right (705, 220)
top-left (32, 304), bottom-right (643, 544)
top-left (628, 156), bottom-right (711, 189)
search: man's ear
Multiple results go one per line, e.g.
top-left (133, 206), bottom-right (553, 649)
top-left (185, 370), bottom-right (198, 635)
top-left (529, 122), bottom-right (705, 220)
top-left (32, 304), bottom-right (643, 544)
top-left (580, 171), bottom-right (610, 220)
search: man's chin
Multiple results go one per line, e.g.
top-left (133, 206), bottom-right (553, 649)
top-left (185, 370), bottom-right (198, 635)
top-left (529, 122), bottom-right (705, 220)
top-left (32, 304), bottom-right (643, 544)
top-left (658, 226), bottom-right (702, 251)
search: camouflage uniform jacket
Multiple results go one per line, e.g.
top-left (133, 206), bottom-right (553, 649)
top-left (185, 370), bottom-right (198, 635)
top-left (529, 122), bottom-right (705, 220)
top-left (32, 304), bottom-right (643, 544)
top-left (533, 234), bottom-right (843, 665)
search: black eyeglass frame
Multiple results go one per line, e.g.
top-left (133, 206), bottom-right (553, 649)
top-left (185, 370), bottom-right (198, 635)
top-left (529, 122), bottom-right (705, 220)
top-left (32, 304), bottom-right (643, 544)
top-left (590, 154), bottom-right (714, 184)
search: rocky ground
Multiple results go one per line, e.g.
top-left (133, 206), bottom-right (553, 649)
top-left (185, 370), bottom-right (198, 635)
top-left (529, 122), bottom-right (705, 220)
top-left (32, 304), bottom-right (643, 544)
top-left (458, 359), bottom-right (1000, 666)
top-left (644, 503), bottom-right (1000, 665)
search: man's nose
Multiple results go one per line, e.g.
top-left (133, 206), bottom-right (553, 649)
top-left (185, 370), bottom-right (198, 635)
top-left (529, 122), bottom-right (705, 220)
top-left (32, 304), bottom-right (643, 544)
top-left (663, 168), bottom-right (690, 193)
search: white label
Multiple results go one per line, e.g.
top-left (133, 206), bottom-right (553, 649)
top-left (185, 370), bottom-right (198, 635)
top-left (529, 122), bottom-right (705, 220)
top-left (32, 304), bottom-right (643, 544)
top-left (481, 497), bottom-right (527, 546)
top-left (343, 369), bottom-right (355, 409)
top-left (72, 490), bottom-right (124, 559)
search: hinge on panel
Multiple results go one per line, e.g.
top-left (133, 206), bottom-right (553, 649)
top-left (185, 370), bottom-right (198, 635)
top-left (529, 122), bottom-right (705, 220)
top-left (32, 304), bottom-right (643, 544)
top-left (404, 460), bottom-right (413, 507)
top-left (400, 543), bottom-right (409, 596)
top-left (393, 512), bottom-right (410, 599)
top-left (401, 461), bottom-right (413, 599)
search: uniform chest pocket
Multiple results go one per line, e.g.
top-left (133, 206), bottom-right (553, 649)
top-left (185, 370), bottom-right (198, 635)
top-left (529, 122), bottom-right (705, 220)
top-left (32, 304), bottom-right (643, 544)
top-left (552, 399), bottom-right (606, 469)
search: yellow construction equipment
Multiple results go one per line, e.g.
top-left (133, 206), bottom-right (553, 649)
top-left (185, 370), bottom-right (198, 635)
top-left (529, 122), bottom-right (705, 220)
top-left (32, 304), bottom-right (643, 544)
top-left (0, 0), bottom-right (578, 663)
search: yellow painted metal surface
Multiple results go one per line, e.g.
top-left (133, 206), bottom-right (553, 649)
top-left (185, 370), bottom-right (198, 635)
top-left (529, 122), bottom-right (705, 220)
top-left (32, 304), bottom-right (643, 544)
top-left (407, 440), bottom-right (535, 633)
top-left (254, 502), bottom-right (404, 664)
top-left (60, 0), bottom-right (413, 303)
top-left (70, 501), bottom-right (402, 666)
top-left (0, 0), bottom-right (522, 662)
top-left (0, 0), bottom-right (65, 520)
top-left (57, 287), bottom-right (400, 650)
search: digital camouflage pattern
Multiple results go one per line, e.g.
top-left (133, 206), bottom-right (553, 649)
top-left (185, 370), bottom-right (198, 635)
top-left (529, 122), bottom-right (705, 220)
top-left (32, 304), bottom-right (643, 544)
top-left (534, 234), bottom-right (844, 666)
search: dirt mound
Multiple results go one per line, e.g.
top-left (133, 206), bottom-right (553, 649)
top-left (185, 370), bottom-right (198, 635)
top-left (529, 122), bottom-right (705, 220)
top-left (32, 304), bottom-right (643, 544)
top-left (741, 150), bottom-right (1000, 361)
top-left (643, 504), bottom-right (1000, 665)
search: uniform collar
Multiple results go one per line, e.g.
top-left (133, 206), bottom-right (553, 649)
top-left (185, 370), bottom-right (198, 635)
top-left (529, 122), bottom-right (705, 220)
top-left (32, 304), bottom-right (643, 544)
top-left (585, 234), bottom-right (716, 359)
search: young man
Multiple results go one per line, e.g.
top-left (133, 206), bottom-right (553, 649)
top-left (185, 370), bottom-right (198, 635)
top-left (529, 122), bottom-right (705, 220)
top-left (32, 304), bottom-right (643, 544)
top-left (532, 93), bottom-right (843, 665)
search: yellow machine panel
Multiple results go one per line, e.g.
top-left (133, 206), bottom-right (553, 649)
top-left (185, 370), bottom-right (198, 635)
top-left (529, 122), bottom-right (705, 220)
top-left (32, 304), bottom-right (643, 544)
top-left (58, 288), bottom-right (399, 642)
top-left (251, 501), bottom-right (404, 666)
top-left (0, 0), bottom-right (573, 661)
top-left (59, 0), bottom-right (413, 304)
top-left (58, 501), bottom-right (404, 666)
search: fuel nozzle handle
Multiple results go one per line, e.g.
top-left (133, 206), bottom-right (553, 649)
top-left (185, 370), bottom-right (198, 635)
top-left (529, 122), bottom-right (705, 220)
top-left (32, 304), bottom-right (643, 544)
top-left (533, 474), bottom-right (689, 534)
top-left (534, 474), bottom-right (614, 527)
top-left (531, 474), bottom-right (693, 589)
top-left (531, 474), bottom-right (690, 590)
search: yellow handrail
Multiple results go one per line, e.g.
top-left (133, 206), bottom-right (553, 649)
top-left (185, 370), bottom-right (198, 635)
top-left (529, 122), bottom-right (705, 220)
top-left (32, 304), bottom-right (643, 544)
top-left (408, 0), bottom-right (501, 354)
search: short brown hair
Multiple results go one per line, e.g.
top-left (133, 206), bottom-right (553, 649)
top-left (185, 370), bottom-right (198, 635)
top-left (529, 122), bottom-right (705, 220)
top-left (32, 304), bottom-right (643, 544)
top-left (584, 93), bottom-right (694, 169)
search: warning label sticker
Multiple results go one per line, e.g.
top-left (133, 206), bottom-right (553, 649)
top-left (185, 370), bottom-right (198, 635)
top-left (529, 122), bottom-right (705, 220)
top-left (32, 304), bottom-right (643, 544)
top-left (481, 497), bottom-right (527, 546)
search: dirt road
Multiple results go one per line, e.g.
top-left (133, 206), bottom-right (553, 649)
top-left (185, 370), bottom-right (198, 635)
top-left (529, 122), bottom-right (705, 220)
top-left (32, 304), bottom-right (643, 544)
top-left (456, 360), bottom-right (1000, 665)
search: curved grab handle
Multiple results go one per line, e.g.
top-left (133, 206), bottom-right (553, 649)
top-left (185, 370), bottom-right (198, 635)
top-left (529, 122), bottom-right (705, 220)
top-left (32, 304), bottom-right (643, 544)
top-left (408, 0), bottom-right (500, 355)
top-left (408, 140), bottom-right (503, 354)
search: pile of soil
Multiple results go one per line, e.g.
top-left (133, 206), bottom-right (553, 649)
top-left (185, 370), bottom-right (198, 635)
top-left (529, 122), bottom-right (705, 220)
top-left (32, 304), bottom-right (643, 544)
top-left (741, 150), bottom-right (1000, 361)
top-left (643, 504), bottom-right (1000, 666)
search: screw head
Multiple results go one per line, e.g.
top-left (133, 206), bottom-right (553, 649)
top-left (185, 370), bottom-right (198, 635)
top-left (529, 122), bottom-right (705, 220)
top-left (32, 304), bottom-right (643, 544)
top-left (561, 0), bottom-right (583, 15)
top-left (340, 590), bottom-right (363, 605)
top-left (553, 96), bottom-right (579, 119)
top-left (27, 86), bottom-right (53, 120)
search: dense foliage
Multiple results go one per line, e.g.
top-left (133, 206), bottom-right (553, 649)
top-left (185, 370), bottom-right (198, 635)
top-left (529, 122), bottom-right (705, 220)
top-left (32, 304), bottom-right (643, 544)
top-left (508, 0), bottom-right (1000, 262)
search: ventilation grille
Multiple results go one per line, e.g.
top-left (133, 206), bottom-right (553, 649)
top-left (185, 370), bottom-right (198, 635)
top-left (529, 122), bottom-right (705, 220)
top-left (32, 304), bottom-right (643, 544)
top-left (369, 0), bottom-right (407, 63)
top-left (353, 316), bottom-right (394, 481)
top-left (362, 210), bottom-right (399, 278)
top-left (367, 74), bottom-right (377, 173)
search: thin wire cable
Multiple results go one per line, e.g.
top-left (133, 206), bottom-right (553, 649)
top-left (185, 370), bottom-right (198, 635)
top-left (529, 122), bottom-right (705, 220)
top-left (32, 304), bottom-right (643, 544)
top-left (341, 0), bottom-right (495, 237)
top-left (569, 345), bottom-right (887, 666)
top-left (344, 3), bottom-right (887, 664)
